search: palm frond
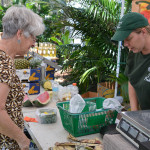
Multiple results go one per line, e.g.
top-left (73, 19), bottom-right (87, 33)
top-left (80, 66), bottom-right (97, 84)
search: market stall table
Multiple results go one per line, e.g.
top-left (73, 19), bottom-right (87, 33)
top-left (22, 99), bottom-right (103, 150)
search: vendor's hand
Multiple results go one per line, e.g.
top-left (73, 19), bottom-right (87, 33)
top-left (18, 136), bottom-right (30, 150)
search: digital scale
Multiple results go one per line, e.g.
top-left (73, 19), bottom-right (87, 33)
top-left (116, 110), bottom-right (150, 148)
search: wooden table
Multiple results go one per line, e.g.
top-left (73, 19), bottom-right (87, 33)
top-left (22, 97), bottom-right (103, 150)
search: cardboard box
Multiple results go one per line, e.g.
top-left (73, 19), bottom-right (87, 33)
top-left (22, 82), bottom-right (40, 95)
top-left (97, 82), bottom-right (115, 98)
top-left (81, 91), bottom-right (98, 98)
top-left (44, 63), bottom-right (55, 80)
top-left (16, 68), bottom-right (41, 82)
top-left (46, 64), bottom-right (55, 72)
top-left (45, 71), bottom-right (55, 80)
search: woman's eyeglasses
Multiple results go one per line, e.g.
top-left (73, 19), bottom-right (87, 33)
top-left (30, 34), bottom-right (36, 42)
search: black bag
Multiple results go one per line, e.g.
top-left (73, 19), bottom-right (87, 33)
top-left (99, 124), bottom-right (119, 137)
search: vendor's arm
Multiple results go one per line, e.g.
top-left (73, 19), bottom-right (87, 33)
top-left (0, 83), bottom-right (30, 150)
top-left (128, 81), bottom-right (139, 111)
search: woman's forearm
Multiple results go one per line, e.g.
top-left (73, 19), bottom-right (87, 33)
top-left (128, 81), bottom-right (139, 111)
top-left (0, 109), bottom-right (28, 145)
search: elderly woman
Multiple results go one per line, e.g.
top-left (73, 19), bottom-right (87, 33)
top-left (0, 5), bottom-right (45, 150)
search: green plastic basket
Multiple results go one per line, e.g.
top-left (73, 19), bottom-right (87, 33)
top-left (57, 97), bottom-right (118, 137)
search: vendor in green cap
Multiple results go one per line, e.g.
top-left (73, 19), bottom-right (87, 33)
top-left (112, 12), bottom-right (150, 111)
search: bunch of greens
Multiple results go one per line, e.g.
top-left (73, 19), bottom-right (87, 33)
top-left (29, 57), bottom-right (42, 69)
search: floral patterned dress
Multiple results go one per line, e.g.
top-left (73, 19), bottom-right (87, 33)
top-left (0, 50), bottom-right (25, 149)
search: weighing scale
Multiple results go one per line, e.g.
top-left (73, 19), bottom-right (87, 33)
top-left (116, 110), bottom-right (150, 148)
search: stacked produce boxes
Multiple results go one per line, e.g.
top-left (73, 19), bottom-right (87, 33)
top-left (15, 42), bottom-right (58, 95)
top-left (45, 63), bottom-right (55, 80)
top-left (15, 58), bottom-right (41, 95)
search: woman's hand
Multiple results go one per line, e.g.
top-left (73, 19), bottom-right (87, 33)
top-left (17, 136), bottom-right (30, 150)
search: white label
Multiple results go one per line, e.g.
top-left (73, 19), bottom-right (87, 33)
top-left (16, 69), bottom-right (30, 80)
top-left (22, 83), bottom-right (29, 93)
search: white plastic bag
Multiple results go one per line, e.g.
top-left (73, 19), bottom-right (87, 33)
top-left (114, 96), bottom-right (123, 104)
top-left (103, 98), bottom-right (123, 112)
top-left (58, 85), bottom-right (71, 101)
top-left (69, 94), bottom-right (85, 113)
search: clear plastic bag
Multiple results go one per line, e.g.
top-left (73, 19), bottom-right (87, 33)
top-left (103, 98), bottom-right (123, 112)
top-left (58, 85), bottom-right (71, 101)
top-left (69, 94), bottom-right (85, 113)
top-left (86, 101), bottom-right (96, 112)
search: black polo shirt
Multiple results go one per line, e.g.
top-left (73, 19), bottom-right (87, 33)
top-left (125, 51), bottom-right (150, 110)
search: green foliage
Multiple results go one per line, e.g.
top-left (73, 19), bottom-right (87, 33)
top-left (51, 37), bottom-right (63, 45)
top-left (50, 30), bottom-right (73, 45)
top-left (54, 0), bottom-right (131, 94)
top-left (108, 72), bottom-right (129, 103)
top-left (0, 5), bottom-right (7, 31)
top-left (50, 30), bottom-right (74, 60)
top-left (52, 0), bottom-right (131, 93)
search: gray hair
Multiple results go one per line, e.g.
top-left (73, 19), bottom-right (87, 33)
top-left (2, 5), bottom-right (45, 39)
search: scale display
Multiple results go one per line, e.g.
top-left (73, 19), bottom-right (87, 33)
top-left (116, 110), bottom-right (150, 148)
top-left (120, 120), bottom-right (130, 131)
top-left (137, 133), bottom-right (149, 143)
top-left (128, 126), bottom-right (138, 138)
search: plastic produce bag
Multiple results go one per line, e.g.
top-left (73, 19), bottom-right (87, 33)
top-left (69, 94), bottom-right (85, 113)
top-left (58, 85), bottom-right (71, 101)
top-left (113, 96), bottom-right (123, 104)
top-left (103, 98), bottom-right (123, 112)
top-left (86, 101), bottom-right (96, 112)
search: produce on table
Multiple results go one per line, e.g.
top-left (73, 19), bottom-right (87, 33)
top-left (14, 59), bottom-right (30, 69)
top-left (29, 57), bottom-right (42, 69)
top-left (41, 79), bottom-right (52, 91)
top-left (32, 91), bottom-right (51, 107)
top-left (36, 108), bottom-right (57, 124)
top-left (62, 92), bottom-right (71, 101)
top-left (51, 134), bottom-right (102, 150)
top-left (48, 91), bottom-right (53, 99)
top-left (23, 94), bottom-right (33, 107)
top-left (23, 91), bottom-right (53, 107)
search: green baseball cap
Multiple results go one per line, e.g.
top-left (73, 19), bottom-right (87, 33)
top-left (111, 12), bottom-right (149, 41)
